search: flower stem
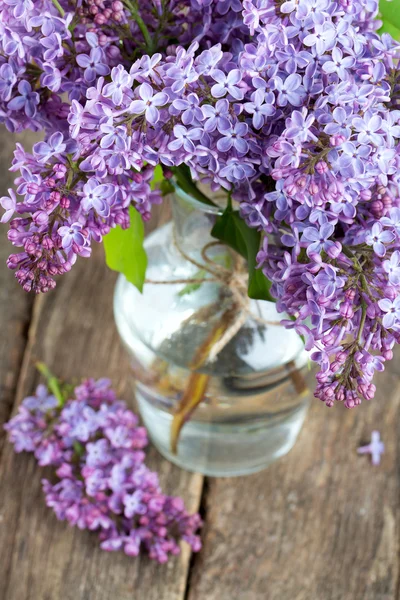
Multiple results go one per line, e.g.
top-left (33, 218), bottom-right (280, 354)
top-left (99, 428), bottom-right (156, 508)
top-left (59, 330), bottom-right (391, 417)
top-left (124, 0), bottom-right (154, 54)
top-left (36, 362), bottom-right (66, 408)
top-left (51, 0), bottom-right (65, 17)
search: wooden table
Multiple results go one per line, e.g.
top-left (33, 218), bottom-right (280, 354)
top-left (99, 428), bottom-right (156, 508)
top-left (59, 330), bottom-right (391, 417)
top-left (0, 129), bottom-right (399, 600)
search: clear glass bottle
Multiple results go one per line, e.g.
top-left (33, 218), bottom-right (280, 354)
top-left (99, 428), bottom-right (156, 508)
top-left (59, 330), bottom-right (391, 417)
top-left (114, 187), bottom-right (312, 477)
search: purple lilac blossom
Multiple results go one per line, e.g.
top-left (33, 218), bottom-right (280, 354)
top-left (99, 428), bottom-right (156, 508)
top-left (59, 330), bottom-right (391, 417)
top-left (2, 0), bottom-right (400, 410)
top-left (4, 379), bottom-right (202, 563)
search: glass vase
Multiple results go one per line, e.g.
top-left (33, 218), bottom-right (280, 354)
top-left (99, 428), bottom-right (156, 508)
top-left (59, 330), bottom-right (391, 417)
top-left (114, 187), bottom-right (312, 477)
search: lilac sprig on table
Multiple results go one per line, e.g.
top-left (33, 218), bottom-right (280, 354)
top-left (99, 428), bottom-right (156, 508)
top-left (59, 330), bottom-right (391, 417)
top-left (4, 369), bottom-right (202, 563)
top-left (2, 1), bottom-right (400, 410)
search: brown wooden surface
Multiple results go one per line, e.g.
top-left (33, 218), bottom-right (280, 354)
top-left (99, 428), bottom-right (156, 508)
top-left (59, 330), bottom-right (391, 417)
top-left (0, 127), bottom-right (400, 600)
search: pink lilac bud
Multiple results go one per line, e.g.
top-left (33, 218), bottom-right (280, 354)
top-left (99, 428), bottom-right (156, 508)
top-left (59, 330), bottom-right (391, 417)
top-left (384, 286), bottom-right (397, 300)
top-left (27, 183), bottom-right (40, 195)
top-left (42, 236), bottom-right (54, 250)
top-left (382, 195), bottom-right (392, 212)
top-left (371, 200), bottom-right (383, 218)
top-left (33, 211), bottom-right (49, 226)
top-left (297, 176), bottom-right (307, 188)
top-left (340, 301), bottom-right (354, 319)
top-left (330, 134), bottom-right (346, 147)
top-left (315, 161), bottom-right (328, 174)
top-left (54, 164), bottom-right (67, 179)
top-left (345, 288), bottom-right (356, 300)
top-left (336, 387), bottom-right (345, 402)
top-left (367, 303), bottom-right (379, 318)
top-left (330, 361), bottom-right (340, 373)
top-left (360, 189), bottom-right (372, 201)
top-left (327, 241), bottom-right (342, 259)
top-left (94, 13), bottom-right (107, 24)
top-left (60, 197), bottom-right (70, 209)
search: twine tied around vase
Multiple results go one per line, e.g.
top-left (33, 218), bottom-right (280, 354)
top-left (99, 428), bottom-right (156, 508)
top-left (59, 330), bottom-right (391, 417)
top-left (145, 226), bottom-right (282, 362)
top-left (143, 227), bottom-right (307, 454)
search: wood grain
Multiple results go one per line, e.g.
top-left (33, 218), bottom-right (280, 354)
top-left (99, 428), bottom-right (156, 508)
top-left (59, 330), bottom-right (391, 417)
top-left (0, 130), bottom-right (39, 455)
top-left (187, 359), bottom-right (400, 600)
top-left (0, 204), bottom-right (204, 600)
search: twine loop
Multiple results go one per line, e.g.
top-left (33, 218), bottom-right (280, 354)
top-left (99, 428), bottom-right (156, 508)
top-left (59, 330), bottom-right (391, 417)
top-left (144, 227), bottom-right (281, 362)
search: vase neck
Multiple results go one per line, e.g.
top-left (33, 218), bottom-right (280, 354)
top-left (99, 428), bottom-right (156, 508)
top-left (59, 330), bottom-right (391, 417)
top-left (171, 186), bottom-right (223, 260)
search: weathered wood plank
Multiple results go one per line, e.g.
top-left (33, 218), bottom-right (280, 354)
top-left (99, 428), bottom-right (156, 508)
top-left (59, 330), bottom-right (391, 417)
top-left (0, 130), bottom-right (39, 455)
top-left (0, 204), bottom-right (204, 600)
top-left (187, 360), bottom-right (400, 600)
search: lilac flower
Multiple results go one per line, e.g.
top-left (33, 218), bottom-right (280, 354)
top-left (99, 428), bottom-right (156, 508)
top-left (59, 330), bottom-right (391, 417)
top-left (381, 208), bottom-right (400, 236)
top-left (68, 100), bottom-right (84, 138)
top-left (40, 33), bottom-right (64, 62)
top-left (211, 69), bottom-right (244, 100)
top-left (58, 223), bottom-right (86, 250)
top-left (129, 83), bottom-right (168, 125)
top-left (99, 124), bottom-right (127, 149)
top-left (0, 63), bottom-right (17, 102)
top-left (314, 265), bottom-right (343, 298)
top-left (352, 114), bottom-right (384, 146)
top-left (274, 74), bottom-right (304, 107)
top-left (365, 223), bottom-right (394, 257)
top-left (301, 223), bottom-right (336, 257)
top-left (4, 0), bottom-right (33, 18)
top-left (168, 125), bottom-right (202, 153)
top-left (322, 47), bottom-right (355, 80)
top-left (172, 93), bottom-right (203, 126)
top-left (0, 189), bottom-right (17, 223)
top-left (123, 491), bottom-right (146, 518)
top-left (167, 58), bottom-right (199, 94)
top-left (284, 109), bottom-right (316, 143)
top-left (33, 132), bottom-right (66, 163)
top-left (202, 99), bottom-right (230, 133)
top-left (80, 179), bottom-right (115, 217)
top-left (383, 251), bottom-right (400, 286)
top-left (103, 66), bottom-right (132, 106)
top-left (375, 147), bottom-right (396, 176)
top-left (76, 48), bottom-right (110, 83)
top-left (41, 63), bottom-right (62, 93)
top-left (358, 431), bottom-right (384, 466)
top-left (217, 122), bottom-right (249, 154)
top-left (378, 296), bottom-right (400, 328)
top-left (337, 142), bottom-right (371, 177)
top-left (7, 80), bottom-right (39, 118)
top-left (243, 89), bottom-right (275, 129)
top-left (303, 23), bottom-right (336, 54)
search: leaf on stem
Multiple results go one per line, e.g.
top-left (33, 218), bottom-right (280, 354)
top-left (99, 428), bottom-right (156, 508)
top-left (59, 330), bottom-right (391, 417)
top-left (103, 205), bottom-right (148, 292)
top-left (211, 205), bottom-right (275, 302)
top-left (379, 0), bottom-right (400, 38)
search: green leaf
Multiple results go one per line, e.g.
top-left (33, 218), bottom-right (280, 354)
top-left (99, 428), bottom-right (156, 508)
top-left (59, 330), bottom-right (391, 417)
top-left (211, 205), bottom-right (275, 302)
top-left (103, 205), bottom-right (147, 292)
top-left (379, 0), bottom-right (400, 37)
top-left (151, 164), bottom-right (164, 190)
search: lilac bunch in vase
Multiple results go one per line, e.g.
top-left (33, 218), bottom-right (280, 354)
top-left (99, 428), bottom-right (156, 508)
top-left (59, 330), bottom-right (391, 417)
top-left (1, 1), bottom-right (400, 474)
